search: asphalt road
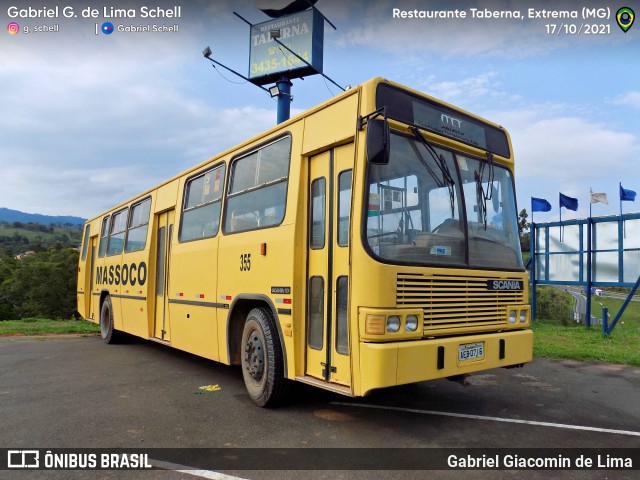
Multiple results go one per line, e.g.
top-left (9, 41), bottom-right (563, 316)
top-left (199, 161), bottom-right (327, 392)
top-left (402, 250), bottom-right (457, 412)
top-left (1, 335), bottom-right (639, 480)
top-left (560, 285), bottom-right (639, 325)
top-left (600, 291), bottom-right (640, 302)
top-left (564, 288), bottom-right (589, 323)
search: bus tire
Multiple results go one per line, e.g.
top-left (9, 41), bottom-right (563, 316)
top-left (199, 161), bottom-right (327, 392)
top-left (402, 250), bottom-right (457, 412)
top-left (100, 296), bottom-right (121, 344)
top-left (241, 307), bottom-right (288, 407)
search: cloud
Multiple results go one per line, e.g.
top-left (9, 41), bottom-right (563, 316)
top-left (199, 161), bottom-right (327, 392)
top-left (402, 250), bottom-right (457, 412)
top-left (0, 35), bottom-right (279, 217)
top-left (491, 108), bottom-right (640, 218)
top-left (417, 72), bottom-right (522, 108)
top-left (0, 102), bottom-right (277, 218)
top-left (503, 113), bottom-right (637, 180)
top-left (614, 91), bottom-right (640, 110)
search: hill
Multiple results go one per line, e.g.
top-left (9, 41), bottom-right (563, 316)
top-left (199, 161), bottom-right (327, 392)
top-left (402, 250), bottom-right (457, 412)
top-left (0, 207), bottom-right (86, 227)
top-left (0, 223), bottom-right (82, 256)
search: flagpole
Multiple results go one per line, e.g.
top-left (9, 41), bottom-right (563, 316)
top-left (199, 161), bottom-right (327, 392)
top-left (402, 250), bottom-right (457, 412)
top-left (619, 182), bottom-right (623, 218)
top-left (620, 182), bottom-right (625, 238)
top-left (530, 198), bottom-right (534, 225)
top-left (559, 194), bottom-right (563, 242)
top-left (589, 187), bottom-right (592, 218)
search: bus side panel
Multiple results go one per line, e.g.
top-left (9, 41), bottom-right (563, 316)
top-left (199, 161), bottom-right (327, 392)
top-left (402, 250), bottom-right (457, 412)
top-left (217, 225), bottom-right (296, 363)
top-left (302, 91), bottom-right (359, 155)
top-left (156, 179), bottom-right (179, 213)
top-left (119, 246), bottom-right (153, 338)
top-left (217, 127), bottom-right (304, 377)
top-left (168, 236), bottom-right (220, 361)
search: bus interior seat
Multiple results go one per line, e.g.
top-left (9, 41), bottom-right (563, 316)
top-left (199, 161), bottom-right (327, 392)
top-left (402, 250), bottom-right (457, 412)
top-left (230, 214), bottom-right (259, 232)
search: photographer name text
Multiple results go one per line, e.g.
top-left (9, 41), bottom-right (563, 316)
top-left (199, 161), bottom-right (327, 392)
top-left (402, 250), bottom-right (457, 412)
top-left (7, 5), bottom-right (181, 19)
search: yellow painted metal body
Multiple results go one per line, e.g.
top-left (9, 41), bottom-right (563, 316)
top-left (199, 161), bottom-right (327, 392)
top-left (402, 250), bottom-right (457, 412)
top-left (77, 77), bottom-right (532, 398)
top-left (359, 330), bottom-right (533, 395)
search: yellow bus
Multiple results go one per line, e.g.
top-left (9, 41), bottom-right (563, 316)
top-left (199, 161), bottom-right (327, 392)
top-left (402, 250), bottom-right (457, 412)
top-left (77, 77), bottom-right (532, 407)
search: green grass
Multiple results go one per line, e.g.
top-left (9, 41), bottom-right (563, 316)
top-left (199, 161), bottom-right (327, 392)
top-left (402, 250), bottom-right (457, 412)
top-left (590, 295), bottom-right (640, 324)
top-left (532, 321), bottom-right (640, 367)
top-left (532, 295), bottom-right (640, 367)
top-left (0, 318), bottom-right (100, 336)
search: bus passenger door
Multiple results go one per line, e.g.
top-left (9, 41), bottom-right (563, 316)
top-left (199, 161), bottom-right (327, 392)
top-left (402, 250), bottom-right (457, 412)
top-left (306, 145), bottom-right (353, 387)
top-left (88, 237), bottom-right (97, 320)
top-left (154, 210), bottom-right (174, 341)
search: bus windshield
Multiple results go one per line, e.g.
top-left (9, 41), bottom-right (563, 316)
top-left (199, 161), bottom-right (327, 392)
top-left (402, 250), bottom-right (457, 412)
top-left (365, 131), bottom-right (523, 270)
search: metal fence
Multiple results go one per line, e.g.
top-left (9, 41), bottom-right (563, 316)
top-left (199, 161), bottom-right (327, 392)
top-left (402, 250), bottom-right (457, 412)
top-left (531, 213), bottom-right (640, 333)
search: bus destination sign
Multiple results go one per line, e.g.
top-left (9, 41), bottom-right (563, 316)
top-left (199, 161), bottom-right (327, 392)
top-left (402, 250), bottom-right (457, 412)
top-left (413, 101), bottom-right (487, 151)
top-left (376, 83), bottom-right (511, 158)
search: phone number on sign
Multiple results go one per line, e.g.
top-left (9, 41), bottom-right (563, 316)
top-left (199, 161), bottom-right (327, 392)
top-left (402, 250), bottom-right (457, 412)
top-left (545, 23), bottom-right (610, 35)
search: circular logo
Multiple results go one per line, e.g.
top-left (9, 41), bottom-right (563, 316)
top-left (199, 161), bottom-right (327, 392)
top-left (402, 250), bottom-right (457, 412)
top-left (620, 12), bottom-right (631, 25)
top-left (7, 22), bottom-right (20, 35)
top-left (101, 22), bottom-right (114, 35)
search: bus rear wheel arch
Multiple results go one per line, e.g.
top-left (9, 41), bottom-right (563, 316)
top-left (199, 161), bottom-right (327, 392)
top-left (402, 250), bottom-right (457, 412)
top-left (240, 307), bottom-right (288, 407)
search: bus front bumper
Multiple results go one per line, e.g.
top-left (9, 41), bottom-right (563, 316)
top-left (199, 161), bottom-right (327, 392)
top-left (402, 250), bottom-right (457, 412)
top-left (358, 329), bottom-right (533, 396)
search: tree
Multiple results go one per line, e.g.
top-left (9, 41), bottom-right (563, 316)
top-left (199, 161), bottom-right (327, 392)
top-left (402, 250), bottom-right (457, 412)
top-left (0, 253), bottom-right (17, 319)
top-left (0, 248), bottom-right (79, 319)
top-left (518, 209), bottom-right (530, 252)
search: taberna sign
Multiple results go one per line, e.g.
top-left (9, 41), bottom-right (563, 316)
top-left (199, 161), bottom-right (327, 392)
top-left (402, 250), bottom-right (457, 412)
top-left (248, 8), bottom-right (324, 86)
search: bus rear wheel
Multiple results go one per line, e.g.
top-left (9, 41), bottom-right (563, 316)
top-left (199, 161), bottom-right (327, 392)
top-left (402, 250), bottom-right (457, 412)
top-left (100, 296), bottom-right (121, 344)
top-left (241, 307), bottom-right (287, 407)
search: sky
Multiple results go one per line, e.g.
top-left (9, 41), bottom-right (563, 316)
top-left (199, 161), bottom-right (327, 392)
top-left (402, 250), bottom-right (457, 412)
top-left (1, 0), bottom-right (639, 223)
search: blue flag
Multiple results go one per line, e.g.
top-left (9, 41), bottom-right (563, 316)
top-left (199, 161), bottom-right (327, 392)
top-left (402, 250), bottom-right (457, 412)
top-left (531, 197), bottom-right (552, 212)
top-left (559, 193), bottom-right (578, 211)
top-left (620, 184), bottom-right (637, 202)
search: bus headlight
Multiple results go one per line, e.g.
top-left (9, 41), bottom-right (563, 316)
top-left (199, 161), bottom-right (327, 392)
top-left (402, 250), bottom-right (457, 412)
top-left (360, 309), bottom-right (423, 340)
top-left (405, 315), bottom-right (419, 332)
top-left (509, 310), bottom-right (517, 324)
top-left (520, 310), bottom-right (527, 323)
top-left (386, 316), bottom-right (400, 333)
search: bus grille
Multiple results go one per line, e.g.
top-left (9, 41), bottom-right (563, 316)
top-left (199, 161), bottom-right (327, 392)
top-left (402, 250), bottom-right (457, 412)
top-left (396, 273), bottom-right (525, 336)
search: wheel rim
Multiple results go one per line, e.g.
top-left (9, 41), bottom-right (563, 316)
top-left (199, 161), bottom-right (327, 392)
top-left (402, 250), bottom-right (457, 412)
top-left (244, 327), bottom-right (265, 383)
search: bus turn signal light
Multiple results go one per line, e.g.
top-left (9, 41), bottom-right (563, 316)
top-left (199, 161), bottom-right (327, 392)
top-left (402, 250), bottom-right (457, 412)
top-left (365, 315), bottom-right (386, 335)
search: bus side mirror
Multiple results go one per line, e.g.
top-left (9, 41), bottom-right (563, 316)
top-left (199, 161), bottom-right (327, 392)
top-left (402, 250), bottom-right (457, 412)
top-left (367, 119), bottom-right (390, 165)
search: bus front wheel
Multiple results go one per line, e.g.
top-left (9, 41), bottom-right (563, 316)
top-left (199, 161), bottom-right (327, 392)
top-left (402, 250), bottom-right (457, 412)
top-left (241, 307), bottom-right (287, 407)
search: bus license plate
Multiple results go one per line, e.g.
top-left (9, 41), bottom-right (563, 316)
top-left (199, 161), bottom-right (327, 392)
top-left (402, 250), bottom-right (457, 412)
top-left (459, 342), bottom-right (484, 362)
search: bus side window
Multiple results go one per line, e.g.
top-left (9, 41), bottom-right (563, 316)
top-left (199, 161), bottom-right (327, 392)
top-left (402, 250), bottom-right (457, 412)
top-left (98, 216), bottom-right (110, 258)
top-left (224, 136), bottom-right (292, 234)
top-left (125, 198), bottom-right (151, 252)
top-left (179, 164), bottom-right (225, 242)
top-left (107, 208), bottom-right (128, 256)
top-left (338, 170), bottom-right (352, 247)
top-left (80, 224), bottom-right (91, 261)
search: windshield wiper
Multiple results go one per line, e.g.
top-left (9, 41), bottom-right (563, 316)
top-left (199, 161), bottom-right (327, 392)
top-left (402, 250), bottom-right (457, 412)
top-left (474, 152), bottom-right (495, 230)
top-left (409, 127), bottom-right (456, 217)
